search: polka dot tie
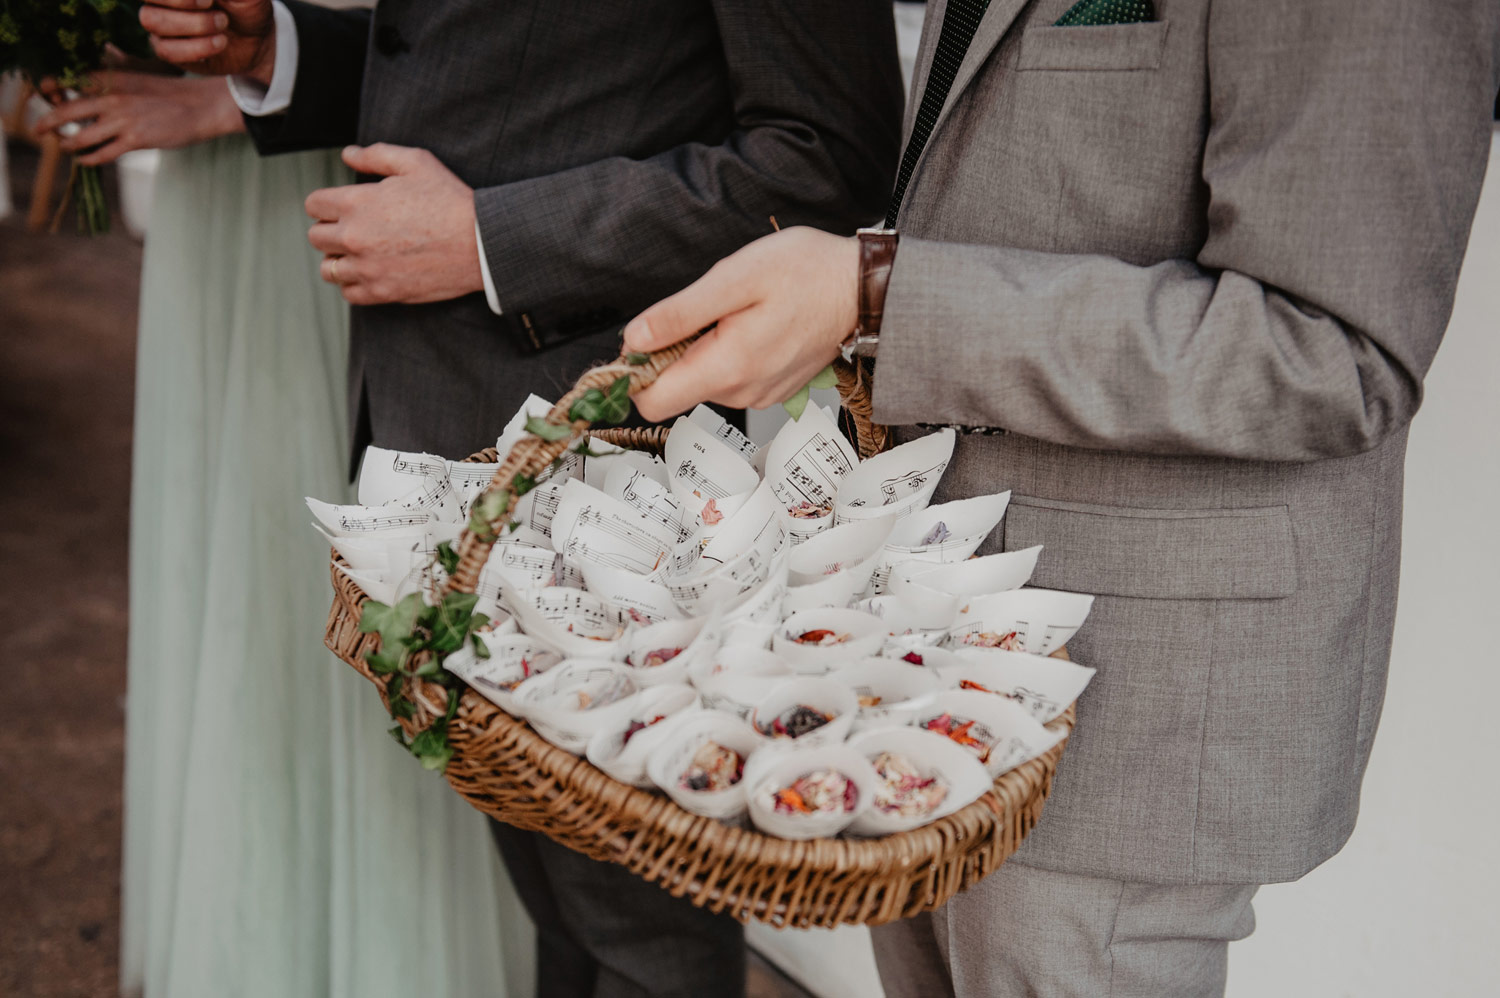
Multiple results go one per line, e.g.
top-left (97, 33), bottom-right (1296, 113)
top-left (1054, 0), bottom-right (1155, 28)
top-left (883, 0), bottom-right (992, 229)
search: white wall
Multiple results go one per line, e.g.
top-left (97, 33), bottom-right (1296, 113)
top-left (1225, 128), bottom-right (1500, 998)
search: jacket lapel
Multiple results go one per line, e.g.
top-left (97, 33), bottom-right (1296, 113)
top-left (899, 0), bottom-right (1033, 218)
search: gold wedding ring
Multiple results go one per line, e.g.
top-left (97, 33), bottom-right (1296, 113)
top-left (326, 256), bottom-right (341, 284)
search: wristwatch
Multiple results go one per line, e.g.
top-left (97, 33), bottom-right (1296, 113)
top-left (840, 227), bottom-right (899, 363)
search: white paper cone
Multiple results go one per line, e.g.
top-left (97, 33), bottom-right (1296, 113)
top-left (772, 608), bottom-right (888, 674)
top-left (648, 709), bottom-right (763, 822)
top-left (891, 545), bottom-right (1043, 599)
top-left (586, 684), bottom-right (701, 787)
top-left (833, 428), bottom-right (955, 524)
top-left (845, 727), bottom-right (992, 836)
top-left (513, 660), bottom-right (642, 754)
top-left (750, 677), bottom-right (858, 747)
top-left (939, 648), bottom-right (1096, 723)
top-left (945, 588), bottom-right (1095, 657)
top-left (745, 744), bottom-right (876, 840)
top-left (827, 658), bottom-right (945, 733)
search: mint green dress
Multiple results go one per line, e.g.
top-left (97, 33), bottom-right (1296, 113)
top-left (120, 134), bottom-right (534, 998)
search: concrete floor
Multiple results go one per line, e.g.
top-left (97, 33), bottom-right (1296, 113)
top-left (0, 142), bottom-right (806, 998)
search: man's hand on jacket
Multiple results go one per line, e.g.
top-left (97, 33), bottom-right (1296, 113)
top-left (308, 144), bottom-right (486, 307)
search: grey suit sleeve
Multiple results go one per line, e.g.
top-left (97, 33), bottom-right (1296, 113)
top-left (473, 0), bottom-right (903, 322)
top-left (873, 1), bottom-right (1499, 462)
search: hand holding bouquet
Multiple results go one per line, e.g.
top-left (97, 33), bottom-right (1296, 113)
top-left (0, 0), bottom-right (153, 233)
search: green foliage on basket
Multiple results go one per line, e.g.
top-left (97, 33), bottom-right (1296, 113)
top-left (782, 364), bottom-right (839, 420)
top-left (568, 375), bottom-right (633, 425)
top-left (625, 352), bottom-right (651, 365)
top-left (524, 416), bottom-right (573, 442)
top-left (360, 589), bottom-right (491, 772)
top-left (467, 486), bottom-right (512, 541)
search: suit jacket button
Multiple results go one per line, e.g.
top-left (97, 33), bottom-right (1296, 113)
top-left (374, 24), bottom-right (409, 57)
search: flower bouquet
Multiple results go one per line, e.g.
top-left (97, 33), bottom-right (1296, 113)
top-left (0, 0), bottom-right (152, 233)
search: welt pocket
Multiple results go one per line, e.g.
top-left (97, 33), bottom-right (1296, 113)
top-left (1016, 21), bottom-right (1170, 72)
top-left (1003, 496), bottom-right (1297, 600)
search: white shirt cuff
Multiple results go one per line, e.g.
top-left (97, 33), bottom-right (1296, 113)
top-left (227, 0), bottom-right (298, 116)
top-left (476, 219), bottom-right (503, 314)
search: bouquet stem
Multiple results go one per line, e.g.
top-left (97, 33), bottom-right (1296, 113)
top-left (49, 160), bottom-right (111, 237)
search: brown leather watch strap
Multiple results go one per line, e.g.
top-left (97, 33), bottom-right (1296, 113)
top-left (857, 228), bottom-right (899, 341)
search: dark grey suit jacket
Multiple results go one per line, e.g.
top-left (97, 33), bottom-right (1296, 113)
top-left (247, 0), bottom-right (902, 461)
top-left (874, 0), bottom-right (1499, 884)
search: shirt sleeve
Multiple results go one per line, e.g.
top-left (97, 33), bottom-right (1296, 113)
top-left (475, 219), bottom-right (503, 314)
top-left (227, 0), bottom-right (299, 117)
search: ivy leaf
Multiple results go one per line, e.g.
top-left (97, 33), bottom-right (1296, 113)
top-left (358, 598), bottom-right (394, 635)
top-left (808, 364), bottom-right (839, 390)
top-left (525, 416), bottom-right (573, 442)
top-left (625, 351), bottom-right (650, 365)
top-left (511, 472), bottom-right (537, 497)
top-left (365, 647), bottom-right (403, 675)
top-left (429, 591), bottom-right (482, 653)
top-left (389, 695), bottom-right (415, 720)
top-left (573, 442), bottom-right (614, 458)
top-left (782, 384), bottom-right (811, 420)
top-left (388, 725), bottom-right (408, 747)
top-left (410, 727), bottom-right (453, 772)
top-left (435, 540), bottom-right (460, 577)
top-left (569, 376), bottom-right (633, 425)
top-left (471, 632), bottom-right (491, 658)
top-left (413, 658), bottom-right (443, 678)
top-left (444, 687), bottom-right (462, 722)
top-left (599, 375), bottom-right (633, 424)
top-left (567, 388), bottom-right (607, 423)
top-left (474, 489), bottom-right (509, 524)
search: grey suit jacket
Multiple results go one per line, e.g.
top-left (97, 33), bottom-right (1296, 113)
top-left (249, 0), bottom-right (902, 461)
top-left (873, 0), bottom-right (1499, 884)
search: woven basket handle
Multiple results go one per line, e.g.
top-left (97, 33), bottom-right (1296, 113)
top-left (445, 349), bottom-right (885, 598)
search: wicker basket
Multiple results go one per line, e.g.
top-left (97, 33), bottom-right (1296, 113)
top-left (324, 345), bottom-right (1076, 929)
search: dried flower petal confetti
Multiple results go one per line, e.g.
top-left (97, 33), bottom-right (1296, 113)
top-left (621, 714), bottom-right (668, 746)
top-left (762, 704), bottom-right (834, 739)
top-left (787, 500), bottom-right (833, 520)
top-left (962, 630), bottom-right (1023, 651)
top-left (638, 646), bottom-right (684, 668)
top-left (871, 752), bottom-right (949, 818)
top-left (769, 769), bottom-right (858, 815)
top-left (923, 712), bottom-right (995, 761)
top-left (792, 628), bottom-right (850, 646)
top-left (680, 741), bottom-right (745, 792)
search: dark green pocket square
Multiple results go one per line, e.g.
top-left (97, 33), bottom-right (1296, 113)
top-left (1055, 0), bottom-right (1156, 27)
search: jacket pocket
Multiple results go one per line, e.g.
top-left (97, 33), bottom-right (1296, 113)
top-left (1004, 496), bottom-right (1297, 600)
top-left (1016, 21), bottom-right (1170, 71)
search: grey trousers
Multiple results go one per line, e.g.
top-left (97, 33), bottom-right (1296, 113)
top-left (871, 863), bottom-right (1258, 998)
top-left (490, 822), bottom-right (746, 998)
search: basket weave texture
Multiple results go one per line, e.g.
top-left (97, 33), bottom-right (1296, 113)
top-left (324, 348), bottom-right (1075, 928)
